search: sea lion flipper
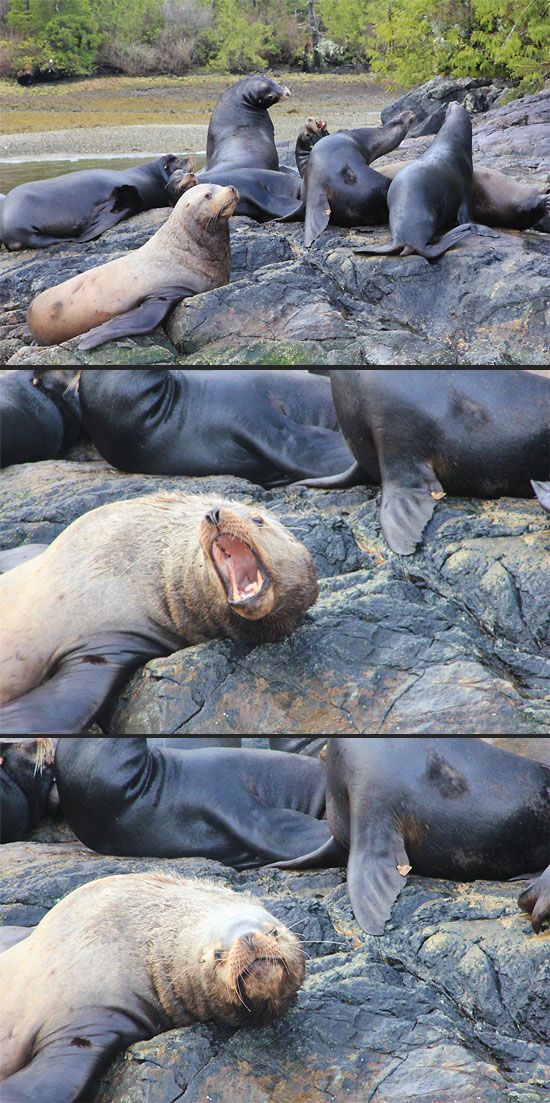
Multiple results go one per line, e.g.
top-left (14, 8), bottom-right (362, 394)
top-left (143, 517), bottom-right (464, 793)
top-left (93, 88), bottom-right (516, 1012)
top-left (297, 460), bottom-right (364, 489)
top-left (0, 1007), bottom-right (145, 1103)
top-left (531, 479), bottom-right (550, 515)
top-left (380, 482), bottom-right (438, 554)
top-left (304, 187), bottom-right (331, 247)
top-left (0, 631), bottom-right (164, 735)
top-left (517, 866), bottom-right (550, 933)
top-left (77, 287), bottom-right (192, 350)
top-left (77, 186), bottom-right (141, 241)
top-left (267, 834), bottom-right (347, 870)
top-left (347, 823), bottom-right (411, 935)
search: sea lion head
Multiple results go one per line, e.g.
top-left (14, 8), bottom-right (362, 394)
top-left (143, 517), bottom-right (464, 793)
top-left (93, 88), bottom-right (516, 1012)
top-left (242, 75), bottom-right (291, 109)
top-left (165, 169), bottom-right (199, 205)
top-left (194, 903), bottom-right (306, 1026)
top-left (175, 182), bottom-right (239, 225)
top-left (200, 500), bottom-right (319, 639)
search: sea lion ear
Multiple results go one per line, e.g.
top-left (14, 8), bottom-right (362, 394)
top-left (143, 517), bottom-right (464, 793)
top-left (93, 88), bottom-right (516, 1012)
top-left (346, 820), bottom-right (410, 935)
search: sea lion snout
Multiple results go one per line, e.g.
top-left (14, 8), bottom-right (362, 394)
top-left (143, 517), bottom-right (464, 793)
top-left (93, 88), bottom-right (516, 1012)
top-left (205, 507), bottom-right (221, 527)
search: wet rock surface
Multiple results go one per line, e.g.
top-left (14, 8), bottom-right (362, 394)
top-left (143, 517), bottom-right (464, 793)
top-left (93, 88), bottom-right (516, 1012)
top-left (1, 830), bottom-right (548, 1103)
top-left (1, 453), bottom-right (549, 735)
top-left (1, 90), bottom-right (549, 367)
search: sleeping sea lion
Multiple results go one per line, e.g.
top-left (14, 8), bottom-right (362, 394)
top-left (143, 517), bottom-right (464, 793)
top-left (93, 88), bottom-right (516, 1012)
top-left (0, 155), bottom-right (191, 249)
top-left (0, 369), bottom-right (81, 468)
top-left (205, 74), bottom-right (291, 173)
top-left (355, 102), bottom-right (496, 259)
top-left (272, 737), bottom-right (550, 936)
top-left (0, 871), bottom-right (306, 1103)
top-left (300, 368), bottom-right (550, 555)
top-left (166, 167), bottom-right (304, 222)
top-left (26, 183), bottom-right (238, 350)
top-left (0, 492), bottom-right (319, 734)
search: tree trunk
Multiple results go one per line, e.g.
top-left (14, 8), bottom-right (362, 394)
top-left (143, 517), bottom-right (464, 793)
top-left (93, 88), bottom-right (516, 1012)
top-left (307, 0), bottom-right (322, 70)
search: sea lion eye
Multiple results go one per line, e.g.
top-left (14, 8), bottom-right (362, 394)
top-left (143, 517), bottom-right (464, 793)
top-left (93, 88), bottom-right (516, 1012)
top-left (252, 516), bottom-right (264, 525)
top-left (268, 928), bottom-right (278, 937)
top-left (214, 949), bottom-right (224, 960)
top-left (204, 192), bottom-right (212, 199)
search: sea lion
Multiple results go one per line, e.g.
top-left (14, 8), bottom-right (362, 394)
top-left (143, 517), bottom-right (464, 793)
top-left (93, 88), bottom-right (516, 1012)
top-left (26, 183), bottom-right (238, 350)
top-left (294, 117), bottom-right (329, 177)
top-left (0, 871), bottom-right (306, 1103)
top-left (0, 369), bottom-right (81, 468)
top-left (0, 155), bottom-right (191, 249)
top-left (299, 111), bottom-right (416, 247)
top-left (54, 737), bottom-right (331, 864)
top-left (0, 491), bottom-right (319, 734)
top-left (379, 160), bottom-right (550, 231)
top-left (300, 369), bottom-right (550, 555)
top-left (355, 102), bottom-right (495, 259)
top-left (272, 737), bottom-right (550, 936)
top-left (0, 738), bottom-right (55, 843)
top-left (77, 368), bottom-right (354, 484)
top-left (166, 167), bottom-right (304, 222)
top-left (532, 479), bottom-right (550, 514)
top-left (205, 74), bottom-right (291, 173)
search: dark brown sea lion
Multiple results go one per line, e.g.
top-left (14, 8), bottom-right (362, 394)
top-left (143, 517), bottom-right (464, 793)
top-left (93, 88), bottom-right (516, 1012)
top-left (355, 102), bottom-right (496, 259)
top-left (299, 111), bottom-right (415, 247)
top-left (0, 369), bottom-right (81, 468)
top-left (273, 737), bottom-right (550, 936)
top-left (0, 738), bottom-right (55, 843)
top-left (26, 183), bottom-right (238, 350)
top-left (205, 74), bottom-right (291, 173)
top-left (0, 492), bottom-right (319, 734)
top-left (301, 369), bottom-right (550, 555)
top-left (77, 368), bottom-right (354, 484)
top-left (54, 737), bottom-right (331, 864)
top-left (0, 155), bottom-right (191, 249)
top-left (0, 871), bottom-right (306, 1103)
top-left (379, 160), bottom-right (550, 231)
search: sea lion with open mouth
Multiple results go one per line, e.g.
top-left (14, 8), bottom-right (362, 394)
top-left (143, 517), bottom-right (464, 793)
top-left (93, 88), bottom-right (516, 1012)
top-left (0, 492), bottom-right (319, 735)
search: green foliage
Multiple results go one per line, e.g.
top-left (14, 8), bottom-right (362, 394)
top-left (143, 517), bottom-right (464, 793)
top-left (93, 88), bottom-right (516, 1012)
top-left (316, 0), bottom-right (369, 62)
top-left (366, 0), bottom-right (550, 89)
top-left (7, 0), bottom-right (103, 75)
top-left (208, 0), bottom-right (273, 72)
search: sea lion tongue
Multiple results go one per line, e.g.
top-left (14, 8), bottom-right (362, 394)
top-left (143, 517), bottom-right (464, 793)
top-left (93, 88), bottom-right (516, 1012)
top-left (212, 532), bottom-right (267, 603)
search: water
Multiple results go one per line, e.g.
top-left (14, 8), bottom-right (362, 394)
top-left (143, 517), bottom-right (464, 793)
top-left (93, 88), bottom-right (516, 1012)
top-left (0, 153), bottom-right (207, 194)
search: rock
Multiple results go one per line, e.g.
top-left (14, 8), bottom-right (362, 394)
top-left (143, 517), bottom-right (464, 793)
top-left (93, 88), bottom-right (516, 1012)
top-left (1, 90), bottom-right (549, 366)
top-left (1, 834), bottom-right (548, 1103)
top-left (1, 456), bottom-right (549, 735)
top-left (381, 75), bottom-right (511, 137)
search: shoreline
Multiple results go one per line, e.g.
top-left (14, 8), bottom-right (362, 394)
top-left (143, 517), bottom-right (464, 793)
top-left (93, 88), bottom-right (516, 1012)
top-left (0, 123), bottom-right (210, 161)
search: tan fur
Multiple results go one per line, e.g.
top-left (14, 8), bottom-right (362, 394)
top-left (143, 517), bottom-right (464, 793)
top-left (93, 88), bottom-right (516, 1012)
top-left (0, 492), bottom-right (318, 705)
top-left (26, 183), bottom-right (237, 346)
top-left (0, 872), bottom-right (306, 1080)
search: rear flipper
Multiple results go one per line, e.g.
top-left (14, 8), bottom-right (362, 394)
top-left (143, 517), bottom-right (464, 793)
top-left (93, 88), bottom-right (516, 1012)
top-left (0, 926), bottom-right (35, 953)
top-left (0, 1008), bottom-right (146, 1103)
top-left (77, 286), bottom-right (194, 350)
top-left (297, 460), bottom-right (364, 489)
top-left (0, 631), bottom-right (166, 735)
top-left (517, 866), bottom-right (550, 933)
top-left (267, 835), bottom-right (347, 870)
top-left (0, 544), bottom-right (49, 572)
top-left (531, 479), bottom-right (550, 515)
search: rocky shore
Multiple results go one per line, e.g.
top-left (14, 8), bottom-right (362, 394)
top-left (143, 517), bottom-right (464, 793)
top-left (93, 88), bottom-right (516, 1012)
top-left (1, 80), bottom-right (549, 366)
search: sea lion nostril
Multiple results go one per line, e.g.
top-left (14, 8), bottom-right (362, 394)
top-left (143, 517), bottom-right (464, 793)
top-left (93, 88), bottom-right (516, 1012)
top-left (206, 507), bottom-right (221, 527)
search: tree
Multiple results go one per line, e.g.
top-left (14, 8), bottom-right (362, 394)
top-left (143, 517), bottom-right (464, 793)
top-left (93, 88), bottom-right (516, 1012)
top-left (7, 0), bottom-right (103, 75)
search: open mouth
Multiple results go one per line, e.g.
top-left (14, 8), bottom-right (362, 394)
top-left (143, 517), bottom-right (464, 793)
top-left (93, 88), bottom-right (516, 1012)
top-left (211, 533), bottom-right (269, 605)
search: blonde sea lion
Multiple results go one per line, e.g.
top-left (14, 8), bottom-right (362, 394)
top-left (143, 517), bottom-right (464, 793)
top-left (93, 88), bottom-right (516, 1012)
top-left (0, 492), bottom-right (319, 734)
top-left (26, 182), bottom-right (238, 350)
top-left (0, 871), bottom-right (306, 1103)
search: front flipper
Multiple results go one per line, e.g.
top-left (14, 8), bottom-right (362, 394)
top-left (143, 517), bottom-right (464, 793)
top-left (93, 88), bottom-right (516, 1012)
top-left (304, 187), bottom-right (331, 247)
top-left (76, 185), bottom-right (141, 242)
top-left (0, 925), bottom-right (35, 953)
top-left (77, 287), bottom-right (194, 350)
top-left (518, 866), bottom-right (550, 933)
top-left (379, 461), bottom-right (445, 555)
top-left (0, 1007), bottom-right (147, 1103)
top-left (347, 819), bottom-right (411, 935)
top-left (0, 544), bottom-right (49, 572)
top-left (0, 631), bottom-right (167, 735)
top-left (531, 479), bottom-right (550, 515)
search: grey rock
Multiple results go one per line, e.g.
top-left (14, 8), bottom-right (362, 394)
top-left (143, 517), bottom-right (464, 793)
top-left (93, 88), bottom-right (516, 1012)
top-left (381, 75), bottom-right (511, 137)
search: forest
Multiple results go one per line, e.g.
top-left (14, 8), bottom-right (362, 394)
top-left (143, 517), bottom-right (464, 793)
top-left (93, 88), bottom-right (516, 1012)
top-left (0, 0), bottom-right (548, 90)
